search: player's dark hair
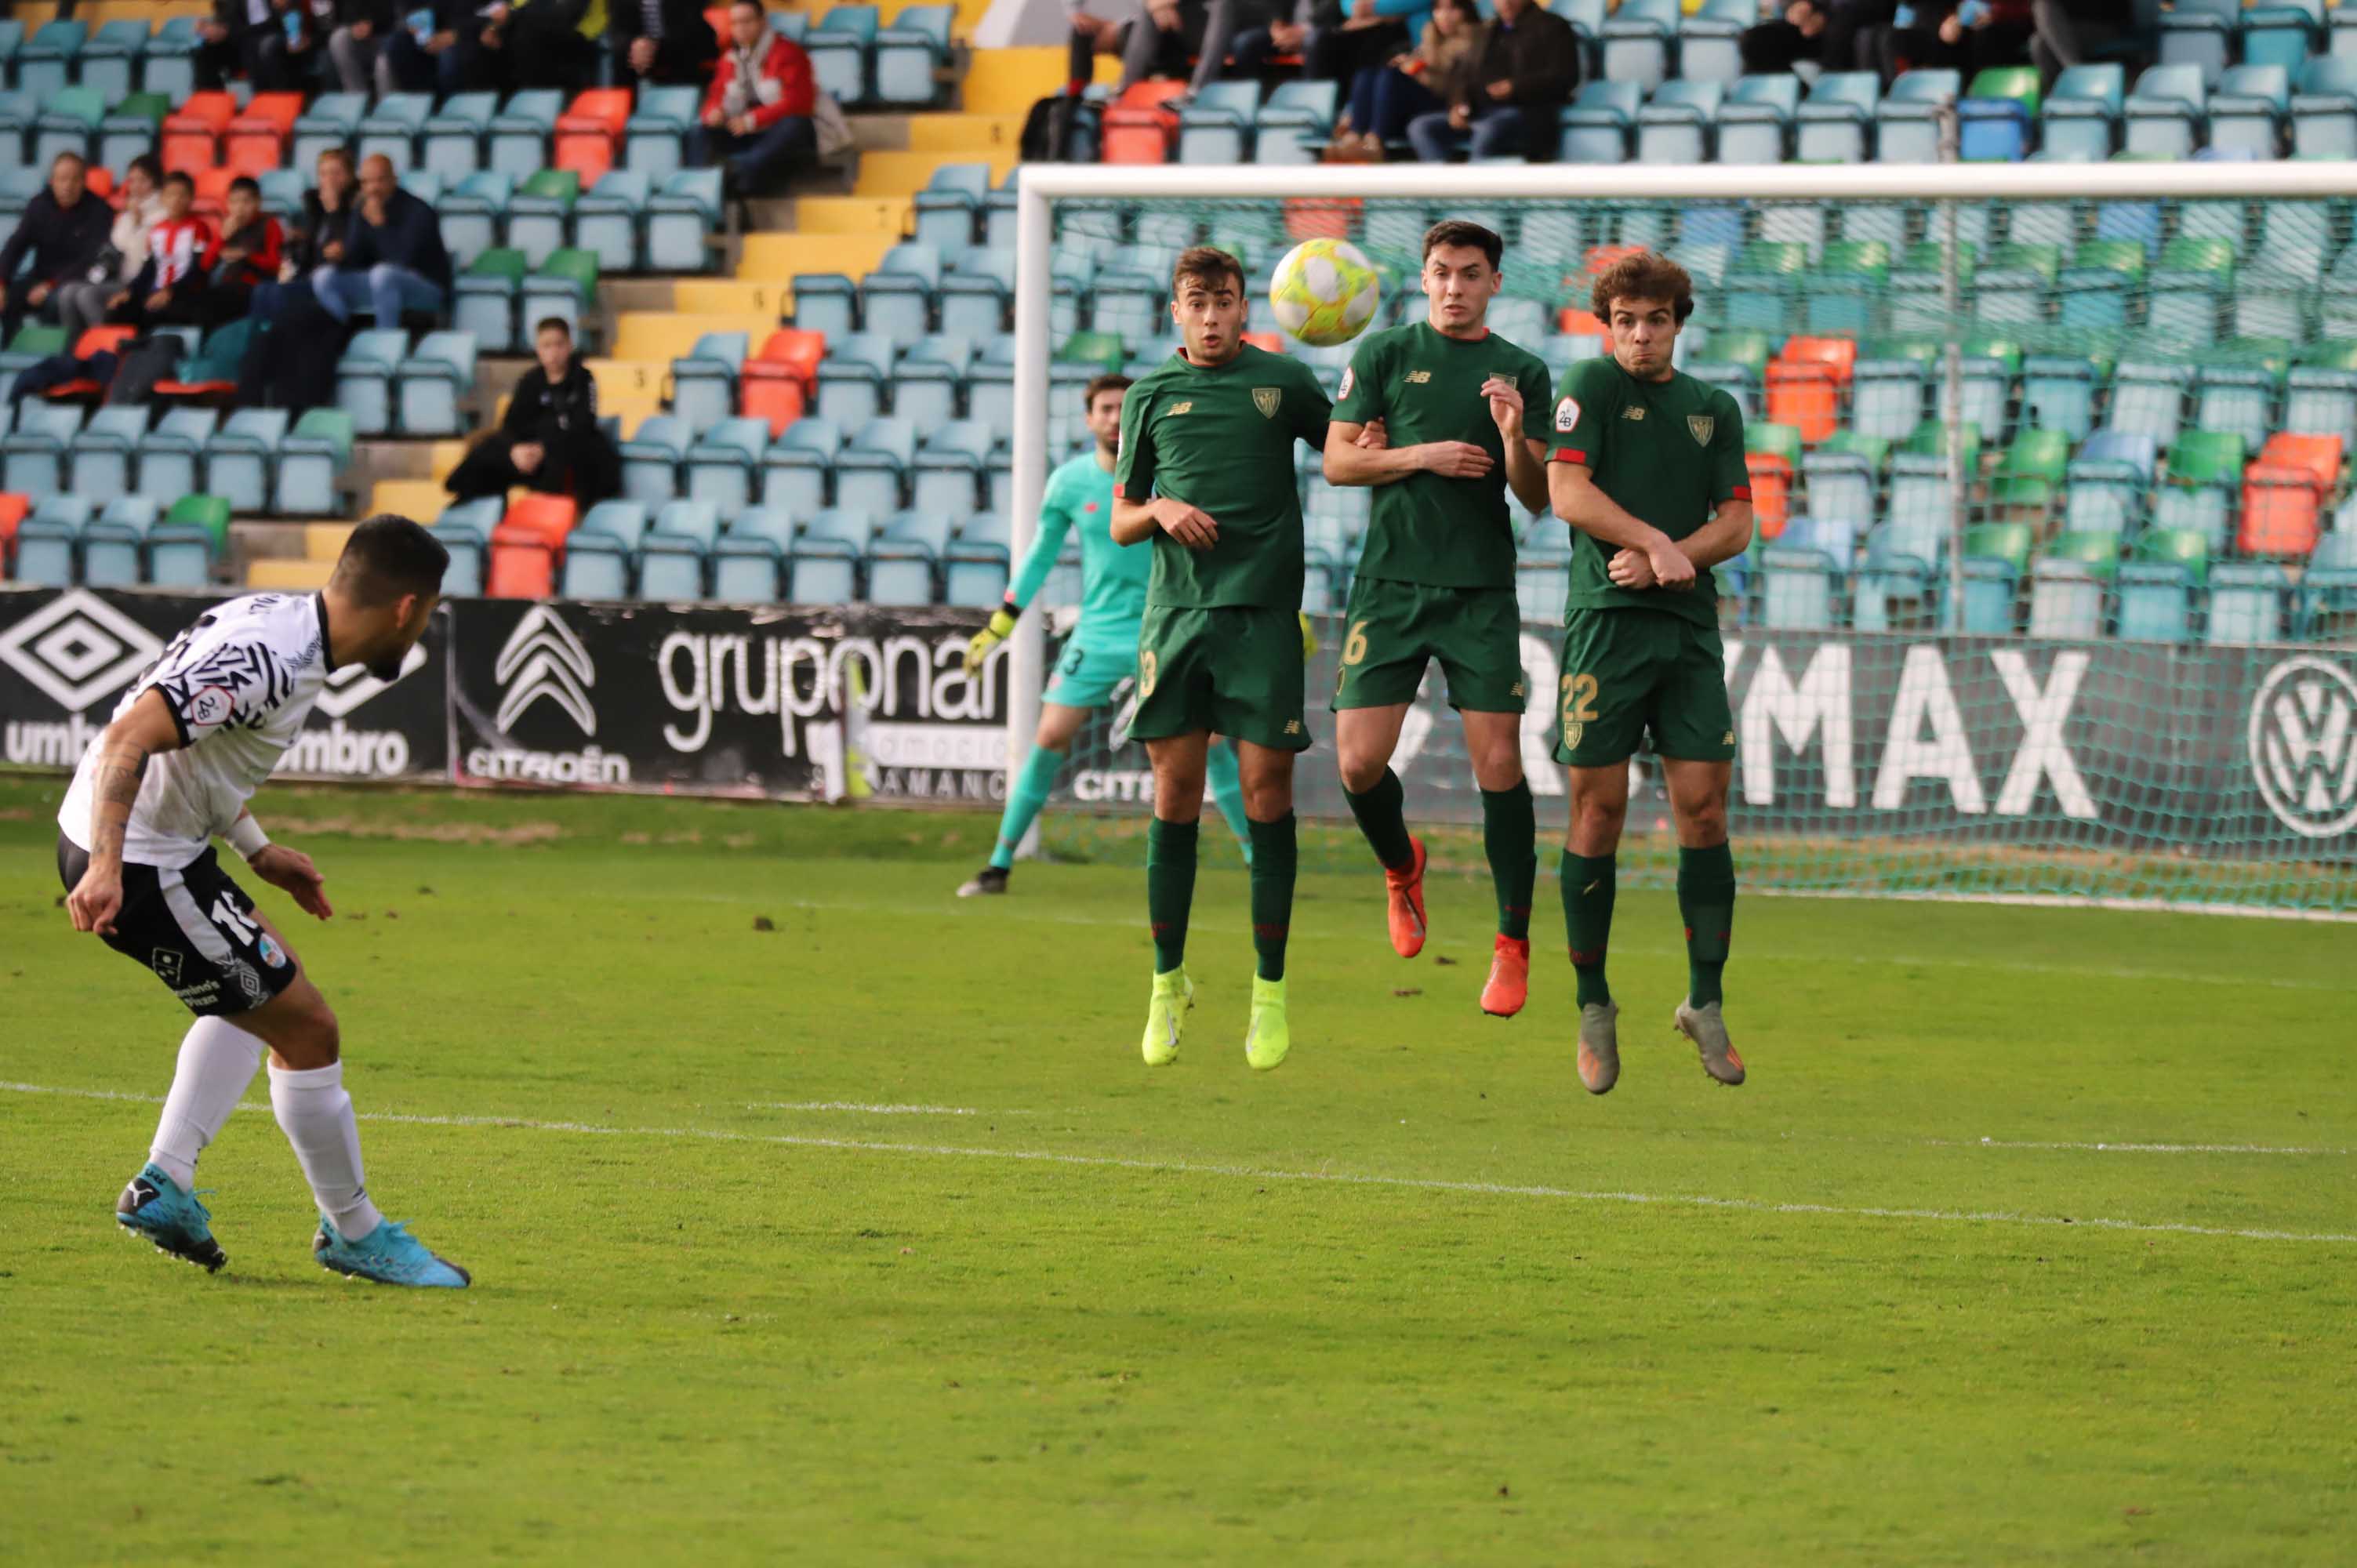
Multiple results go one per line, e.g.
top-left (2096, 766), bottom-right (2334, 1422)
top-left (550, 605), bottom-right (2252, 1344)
top-left (228, 175), bottom-right (260, 199)
top-left (535, 315), bottom-right (573, 340)
top-left (1591, 249), bottom-right (1696, 325)
top-left (162, 170), bottom-right (194, 194)
top-left (1422, 220), bottom-right (1502, 272)
top-left (1083, 372), bottom-right (1131, 406)
top-left (1171, 245), bottom-right (1246, 300)
top-left (332, 515), bottom-right (451, 608)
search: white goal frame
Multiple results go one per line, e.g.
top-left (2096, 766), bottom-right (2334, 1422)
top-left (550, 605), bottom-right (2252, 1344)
top-left (1006, 158), bottom-right (2357, 871)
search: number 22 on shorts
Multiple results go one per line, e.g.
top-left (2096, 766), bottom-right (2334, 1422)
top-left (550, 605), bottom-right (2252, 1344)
top-left (1560, 672), bottom-right (1599, 750)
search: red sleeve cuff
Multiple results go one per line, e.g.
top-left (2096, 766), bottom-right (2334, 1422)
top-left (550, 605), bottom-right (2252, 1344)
top-left (1112, 485), bottom-right (1128, 499)
top-left (1548, 448), bottom-right (1587, 466)
top-left (1724, 485), bottom-right (1752, 502)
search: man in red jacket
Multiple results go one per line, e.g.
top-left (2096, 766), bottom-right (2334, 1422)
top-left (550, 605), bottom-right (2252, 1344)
top-left (692, 0), bottom-right (819, 198)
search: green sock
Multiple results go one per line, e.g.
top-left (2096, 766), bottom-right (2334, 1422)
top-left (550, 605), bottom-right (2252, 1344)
top-left (1342, 767), bottom-right (1415, 873)
top-left (1480, 781), bottom-right (1536, 942)
top-left (1146, 816), bottom-right (1198, 975)
top-left (988, 743), bottom-right (1066, 870)
top-left (1246, 812), bottom-right (1297, 982)
top-left (1677, 841), bottom-right (1736, 1008)
top-left (1562, 850), bottom-right (1616, 1008)
top-left (1204, 740), bottom-right (1252, 862)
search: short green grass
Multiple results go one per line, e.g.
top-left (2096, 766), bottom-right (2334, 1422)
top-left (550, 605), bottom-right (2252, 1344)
top-left (2, 775), bottom-right (2352, 1566)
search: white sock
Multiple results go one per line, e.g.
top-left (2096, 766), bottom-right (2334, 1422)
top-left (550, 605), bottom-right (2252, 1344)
top-left (268, 1061), bottom-right (383, 1242)
top-left (147, 1017), bottom-right (267, 1190)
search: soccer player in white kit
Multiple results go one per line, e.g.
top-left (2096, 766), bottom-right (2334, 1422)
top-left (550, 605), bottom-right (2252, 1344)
top-left (58, 516), bottom-right (470, 1287)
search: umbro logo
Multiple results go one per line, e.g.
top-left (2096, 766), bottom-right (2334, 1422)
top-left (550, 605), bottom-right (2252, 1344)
top-left (494, 605), bottom-right (597, 735)
top-left (0, 589), bottom-right (165, 712)
top-left (314, 643), bottom-right (429, 719)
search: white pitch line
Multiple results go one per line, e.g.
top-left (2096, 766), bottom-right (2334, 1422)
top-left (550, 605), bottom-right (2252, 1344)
top-left (5, 1080), bottom-right (2351, 1247)
top-left (1954, 1137), bottom-right (2351, 1156)
top-left (746, 1101), bottom-right (1033, 1117)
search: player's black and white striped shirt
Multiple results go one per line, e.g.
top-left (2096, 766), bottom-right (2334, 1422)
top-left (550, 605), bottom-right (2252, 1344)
top-left (59, 593), bottom-right (334, 867)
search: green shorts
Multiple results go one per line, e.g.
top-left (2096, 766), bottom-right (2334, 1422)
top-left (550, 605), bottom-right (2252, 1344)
top-left (1131, 604), bottom-right (1309, 752)
top-left (1331, 578), bottom-right (1527, 713)
top-left (1042, 640), bottom-right (1138, 710)
top-left (1554, 607), bottom-right (1736, 768)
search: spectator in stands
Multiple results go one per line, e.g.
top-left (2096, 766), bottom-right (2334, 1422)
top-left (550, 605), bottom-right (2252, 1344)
top-left (197, 0), bottom-right (313, 92)
top-left (445, 317), bottom-right (621, 506)
top-left (1404, 0), bottom-right (1574, 162)
top-left (250, 148), bottom-right (358, 324)
top-left (1741, 0), bottom-right (1894, 74)
top-left (312, 155), bottom-right (453, 328)
top-left (1306, 0), bottom-right (1433, 89)
top-left (53, 154), bottom-right (164, 348)
top-left (1228, 0), bottom-right (1325, 82)
top-left (1329, 0), bottom-right (1480, 158)
top-left (2028, 0), bottom-right (2126, 82)
top-left (1875, 0), bottom-right (2032, 81)
top-left (612, 0), bottom-right (722, 88)
top-left (111, 172), bottom-right (217, 331)
top-left (1067, 0), bottom-right (1249, 97)
top-left (328, 0), bottom-right (399, 96)
top-left (692, 0), bottom-right (819, 198)
top-left (0, 154), bottom-right (117, 347)
top-left (476, 0), bottom-right (607, 93)
top-left (208, 176), bottom-right (285, 327)
top-left (383, 0), bottom-right (490, 95)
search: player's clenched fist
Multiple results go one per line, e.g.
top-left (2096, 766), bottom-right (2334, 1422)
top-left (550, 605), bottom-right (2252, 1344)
top-left (1480, 375), bottom-right (1525, 439)
top-left (1149, 496), bottom-right (1218, 549)
top-left (67, 866), bottom-right (122, 935)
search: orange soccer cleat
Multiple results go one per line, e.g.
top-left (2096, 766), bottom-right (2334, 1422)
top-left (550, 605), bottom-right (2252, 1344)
top-left (1384, 836), bottom-right (1429, 957)
top-left (1480, 935), bottom-right (1530, 1017)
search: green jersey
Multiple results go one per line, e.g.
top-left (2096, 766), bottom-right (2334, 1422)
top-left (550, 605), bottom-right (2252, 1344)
top-left (1008, 449), bottom-right (1143, 653)
top-left (1114, 343), bottom-right (1332, 612)
top-left (1330, 320), bottom-right (1553, 590)
top-left (1548, 355), bottom-right (1749, 626)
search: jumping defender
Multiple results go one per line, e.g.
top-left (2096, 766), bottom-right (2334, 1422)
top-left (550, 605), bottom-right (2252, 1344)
top-left (1322, 220), bottom-right (1552, 1017)
top-left (957, 372), bottom-right (1254, 896)
top-left (60, 516), bottom-right (472, 1284)
top-left (1546, 251), bottom-right (1753, 1093)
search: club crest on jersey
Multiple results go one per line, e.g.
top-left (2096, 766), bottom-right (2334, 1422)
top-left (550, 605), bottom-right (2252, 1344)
top-left (1338, 366), bottom-right (1355, 397)
top-left (1688, 415), bottom-right (1715, 445)
top-left (1253, 387), bottom-right (1282, 418)
top-left (186, 685), bottom-right (234, 728)
top-left (1554, 396), bottom-right (1580, 433)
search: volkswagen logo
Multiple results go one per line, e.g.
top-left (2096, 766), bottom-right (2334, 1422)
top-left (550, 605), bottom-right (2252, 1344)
top-left (2248, 655), bottom-right (2357, 840)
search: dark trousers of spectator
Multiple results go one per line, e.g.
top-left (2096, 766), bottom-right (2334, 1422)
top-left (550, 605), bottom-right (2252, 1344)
top-left (1349, 65), bottom-right (1444, 144)
top-left (692, 117), bottom-right (818, 195)
top-left (445, 431), bottom-right (620, 508)
top-left (384, 29), bottom-right (485, 95)
top-left (1876, 21), bottom-right (2034, 82)
top-left (483, 19), bottom-right (600, 94)
top-left (1067, 2), bottom-right (1240, 94)
top-left (632, 34), bottom-right (717, 88)
top-left (2029, 0), bottom-right (2126, 82)
top-left (1741, 0), bottom-right (1894, 74)
top-left (1407, 103), bottom-right (1525, 162)
top-left (1306, 21), bottom-right (1407, 85)
top-left (121, 284), bottom-right (214, 332)
top-left (198, 31), bottom-right (298, 91)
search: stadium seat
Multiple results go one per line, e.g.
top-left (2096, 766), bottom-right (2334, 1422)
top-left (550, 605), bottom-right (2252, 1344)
top-left (763, 417), bottom-right (842, 516)
top-left (835, 417), bottom-right (917, 518)
top-left (554, 88), bottom-right (631, 180)
top-left (198, 408), bottom-right (286, 515)
top-left (911, 162), bottom-right (989, 254)
top-left (912, 419), bottom-right (992, 517)
top-left (1636, 79), bottom-right (1719, 165)
top-left (2025, 556), bottom-right (2105, 637)
top-left (396, 332), bottom-right (477, 437)
top-left (452, 249), bottom-right (524, 355)
top-left (1, 402), bottom-right (82, 496)
top-left (1256, 80), bottom-right (1338, 165)
top-left (2210, 64), bottom-right (2290, 157)
top-left (1796, 72), bottom-right (1879, 163)
top-left (356, 93), bottom-right (432, 172)
top-left (79, 495), bottom-right (157, 588)
top-left (2240, 459), bottom-right (2326, 558)
top-left (1959, 66), bottom-right (2039, 160)
top-left (64, 405), bottom-right (147, 509)
top-left (507, 168), bottom-right (581, 269)
top-left (2041, 64), bottom-right (2126, 161)
top-left (1177, 80), bottom-right (1262, 165)
top-left (1716, 74), bottom-right (1800, 164)
top-left (789, 508), bottom-right (868, 602)
top-left (131, 408), bottom-right (215, 506)
top-left (891, 336), bottom-right (971, 431)
top-left (866, 510), bottom-right (950, 606)
top-left (489, 89), bottom-right (565, 178)
top-left (2159, 0), bottom-right (2235, 86)
top-left (640, 499), bottom-right (721, 600)
top-left (815, 332), bottom-right (895, 429)
top-left (332, 329), bottom-right (411, 438)
top-left (874, 4), bottom-right (953, 105)
top-left (939, 249), bottom-right (1012, 342)
top-left (288, 91), bottom-right (365, 172)
top-left (1559, 79), bottom-right (1641, 163)
top-left (685, 416), bottom-right (770, 515)
top-left (2292, 56), bottom-right (2357, 158)
top-left (1600, 0), bottom-right (1677, 94)
top-left (710, 506), bottom-right (794, 604)
top-left (2206, 561), bottom-right (2290, 643)
top-left (624, 85), bottom-right (703, 179)
top-left (807, 4), bottom-right (879, 105)
top-left (34, 85), bottom-right (103, 170)
top-left (416, 90), bottom-right (496, 178)
top-left (647, 169), bottom-right (722, 273)
top-left (2112, 358), bottom-right (2192, 446)
top-left (862, 243), bottom-right (942, 350)
top-left (621, 413), bottom-right (695, 504)
top-left (2126, 64), bottom-right (2207, 158)
top-left (276, 409), bottom-right (354, 517)
top-left (674, 331), bottom-right (753, 431)
top-left (17, 20), bottom-right (88, 100)
top-left (1100, 79), bottom-right (1187, 165)
top-left (1873, 68), bottom-right (1961, 164)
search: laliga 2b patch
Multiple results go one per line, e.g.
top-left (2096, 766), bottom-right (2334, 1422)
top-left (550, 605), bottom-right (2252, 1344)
top-left (185, 685), bottom-right (234, 729)
top-left (1338, 365), bottom-right (1355, 400)
top-left (1554, 396), bottom-right (1581, 434)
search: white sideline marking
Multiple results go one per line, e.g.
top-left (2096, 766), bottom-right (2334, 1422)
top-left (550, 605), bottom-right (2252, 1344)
top-left (746, 1101), bottom-right (1032, 1117)
top-left (7, 1080), bottom-right (2352, 1247)
top-left (1958, 1137), bottom-right (2350, 1156)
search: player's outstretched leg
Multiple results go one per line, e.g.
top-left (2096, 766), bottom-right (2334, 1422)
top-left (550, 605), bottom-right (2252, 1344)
top-left (1204, 739), bottom-right (1254, 864)
top-left (961, 740), bottom-right (1067, 897)
top-left (1342, 766), bottom-right (1425, 957)
top-left (1671, 840), bottom-right (1742, 1086)
top-left (1142, 814), bottom-right (1198, 1065)
top-left (1478, 779), bottom-right (1537, 1018)
top-left (114, 1015), bottom-right (266, 1271)
top-left (1563, 848), bottom-right (1620, 1094)
top-left (1244, 810), bottom-right (1297, 1071)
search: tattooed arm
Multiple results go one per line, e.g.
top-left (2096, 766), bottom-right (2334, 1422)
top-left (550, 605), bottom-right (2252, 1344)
top-left (67, 690), bottom-right (186, 937)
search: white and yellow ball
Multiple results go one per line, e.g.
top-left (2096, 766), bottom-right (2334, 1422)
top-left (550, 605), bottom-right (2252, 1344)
top-left (1269, 238), bottom-right (1382, 348)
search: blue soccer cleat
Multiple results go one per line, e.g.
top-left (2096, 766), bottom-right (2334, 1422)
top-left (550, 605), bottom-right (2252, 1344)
top-left (312, 1218), bottom-right (472, 1289)
top-left (116, 1163), bottom-right (227, 1273)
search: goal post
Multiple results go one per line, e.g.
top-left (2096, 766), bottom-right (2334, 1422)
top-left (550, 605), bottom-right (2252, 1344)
top-left (1008, 159), bottom-right (2357, 916)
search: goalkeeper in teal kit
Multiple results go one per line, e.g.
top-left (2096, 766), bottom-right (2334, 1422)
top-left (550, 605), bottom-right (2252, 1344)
top-left (957, 373), bottom-right (1253, 897)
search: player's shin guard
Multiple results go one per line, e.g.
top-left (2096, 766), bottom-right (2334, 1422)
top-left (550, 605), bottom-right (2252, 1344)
top-left (1204, 741), bottom-right (1253, 862)
top-left (149, 1017), bottom-right (267, 1190)
top-left (1563, 850), bottom-right (1617, 1007)
top-left (268, 1062), bottom-right (383, 1243)
top-left (1342, 767), bottom-right (1416, 873)
top-left (1481, 781), bottom-right (1537, 942)
top-left (1248, 812), bottom-right (1298, 982)
top-left (1147, 815), bottom-right (1200, 974)
top-left (1677, 842), bottom-right (1735, 1007)
top-left (990, 743), bottom-right (1066, 872)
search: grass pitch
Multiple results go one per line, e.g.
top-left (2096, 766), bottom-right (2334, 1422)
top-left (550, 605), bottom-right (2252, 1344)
top-left (2, 775), bottom-right (2352, 1565)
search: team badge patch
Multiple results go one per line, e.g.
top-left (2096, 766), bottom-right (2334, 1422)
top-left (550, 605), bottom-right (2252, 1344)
top-left (1554, 396), bottom-right (1581, 433)
top-left (1564, 722), bottom-right (1585, 750)
top-left (1338, 366), bottom-right (1355, 398)
top-left (1253, 387), bottom-right (1282, 418)
top-left (256, 934), bottom-right (288, 970)
top-left (1688, 414), bottom-right (1715, 445)
top-left (186, 686), bottom-right (234, 728)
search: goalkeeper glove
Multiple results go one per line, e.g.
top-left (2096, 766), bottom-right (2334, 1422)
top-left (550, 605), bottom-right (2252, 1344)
top-left (964, 603), bottom-right (1020, 675)
top-left (1298, 611), bottom-right (1319, 662)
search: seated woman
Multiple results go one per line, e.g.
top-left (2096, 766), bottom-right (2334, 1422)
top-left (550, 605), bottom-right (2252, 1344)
top-left (1331, 0), bottom-right (1482, 161)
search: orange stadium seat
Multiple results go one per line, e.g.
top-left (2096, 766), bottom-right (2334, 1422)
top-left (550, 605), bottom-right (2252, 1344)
top-left (0, 491), bottom-right (28, 572)
top-left (1100, 80), bottom-right (1187, 165)
top-left (2239, 462), bottom-right (2324, 558)
top-left (2257, 431), bottom-right (2342, 496)
top-left (1778, 335), bottom-right (1858, 386)
top-left (486, 540), bottom-right (557, 598)
top-left (226, 93), bottom-right (303, 176)
top-left (1765, 361), bottom-right (1839, 445)
top-left (499, 492), bottom-right (579, 550)
top-left (750, 327), bottom-right (826, 390)
top-left (741, 372), bottom-right (805, 437)
top-left (162, 91), bottom-right (235, 173)
top-left (554, 89), bottom-right (633, 181)
top-left (1745, 450), bottom-right (1792, 539)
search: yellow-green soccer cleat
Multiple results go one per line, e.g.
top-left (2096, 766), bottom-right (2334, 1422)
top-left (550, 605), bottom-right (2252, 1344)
top-left (1142, 967), bottom-right (1194, 1065)
top-left (1244, 975), bottom-right (1291, 1071)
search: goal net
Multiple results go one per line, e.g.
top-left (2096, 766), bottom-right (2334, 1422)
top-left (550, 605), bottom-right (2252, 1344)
top-left (1004, 162), bottom-right (2357, 918)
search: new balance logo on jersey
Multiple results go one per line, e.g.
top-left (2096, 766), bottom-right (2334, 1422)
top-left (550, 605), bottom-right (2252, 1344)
top-left (1622, 406), bottom-right (1645, 420)
top-left (1405, 371), bottom-right (1431, 383)
top-left (1284, 720), bottom-right (1302, 735)
top-left (493, 606), bottom-right (597, 735)
top-left (1168, 401), bottom-right (1193, 416)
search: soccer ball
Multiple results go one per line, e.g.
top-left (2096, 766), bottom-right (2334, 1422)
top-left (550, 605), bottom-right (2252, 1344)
top-left (1269, 238), bottom-right (1381, 348)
